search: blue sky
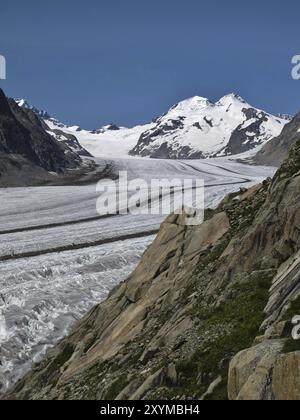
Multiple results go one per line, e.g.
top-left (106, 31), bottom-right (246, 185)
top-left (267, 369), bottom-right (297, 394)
top-left (0, 0), bottom-right (299, 128)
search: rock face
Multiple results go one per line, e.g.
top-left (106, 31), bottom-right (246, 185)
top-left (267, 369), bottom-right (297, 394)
top-left (228, 247), bottom-right (300, 400)
top-left (48, 128), bottom-right (92, 157)
top-left (228, 340), bottom-right (285, 400)
top-left (0, 89), bottom-right (83, 185)
top-left (15, 98), bottom-right (91, 158)
top-left (253, 112), bottom-right (300, 166)
top-left (4, 141), bottom-right (300, 400)
top-left (228, 344), bottom-right (300, 400)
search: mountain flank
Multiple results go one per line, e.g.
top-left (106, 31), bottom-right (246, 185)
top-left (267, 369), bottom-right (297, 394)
top-left (129, 94), bottom-right (287, 159)
top-left (252, 112), bottom-right (300, 166)
top-left (0, 89), bottom-right (103, 186)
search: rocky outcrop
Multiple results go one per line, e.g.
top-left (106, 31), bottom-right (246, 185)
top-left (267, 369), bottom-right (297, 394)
top-left (4, 140), bottom-right (300, 400)
top-left (228, 246), bottom-right (300, 400)
top-left (228, 343), bottom-right (300, 400)
top-left (228, 340), bottom-right (284, 400)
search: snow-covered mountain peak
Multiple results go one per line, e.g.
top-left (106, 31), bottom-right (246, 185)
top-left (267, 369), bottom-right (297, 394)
top-left (161, 93), bottom-right (249, 122)
top-left (130, 93), bottom-right (288, 159)
top-left (171, 95), bottom-right (212, 112)
top-left (216, 92), bottom-right (248, 108)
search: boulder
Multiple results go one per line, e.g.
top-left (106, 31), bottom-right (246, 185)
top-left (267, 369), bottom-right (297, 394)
top-left (228, 340), bottom-right (284, 400)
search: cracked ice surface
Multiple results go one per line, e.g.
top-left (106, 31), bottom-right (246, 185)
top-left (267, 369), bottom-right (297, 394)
top-left (0, 236), bottom-right (154, 391)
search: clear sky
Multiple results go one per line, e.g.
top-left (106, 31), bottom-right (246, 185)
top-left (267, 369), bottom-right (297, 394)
top-left (0, 0), bottom-right (299, 129)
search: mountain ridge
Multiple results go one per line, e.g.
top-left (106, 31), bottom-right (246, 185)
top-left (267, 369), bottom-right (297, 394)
top-left (16, 94), bottom-right (288, 160)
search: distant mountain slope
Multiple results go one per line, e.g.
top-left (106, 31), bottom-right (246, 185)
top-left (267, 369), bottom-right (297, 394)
top-left (15, 99), bottom-right (91, 157)
top-left (0, 89), bottom-right (82, 186)
top-left (252, 112), bottom-right (300, 166)
top-left (17, 94), bottom-right (288, 160)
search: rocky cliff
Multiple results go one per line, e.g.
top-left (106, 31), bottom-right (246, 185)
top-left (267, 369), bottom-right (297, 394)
top-left (15, 98), bottom-right (92, 158)
top-left (5, 140), bottom-right (300, 400)
top-left (0, 89), bottom-right (83, 186)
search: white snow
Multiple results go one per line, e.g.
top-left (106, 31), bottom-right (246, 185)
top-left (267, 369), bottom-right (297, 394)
top-left (45, 118), bottom-right (155, 158)
top-left (16, 99), bottom-right (26, 107)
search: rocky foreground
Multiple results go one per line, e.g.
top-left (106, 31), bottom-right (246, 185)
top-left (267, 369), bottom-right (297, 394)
top-left (5, 139), bottom-right (300, 400)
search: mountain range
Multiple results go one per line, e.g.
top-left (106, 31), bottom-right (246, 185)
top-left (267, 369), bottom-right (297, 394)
top-left (17, 93), bottom-right (289, 161)
top-left (0, 87), bottom-right (297, 187)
